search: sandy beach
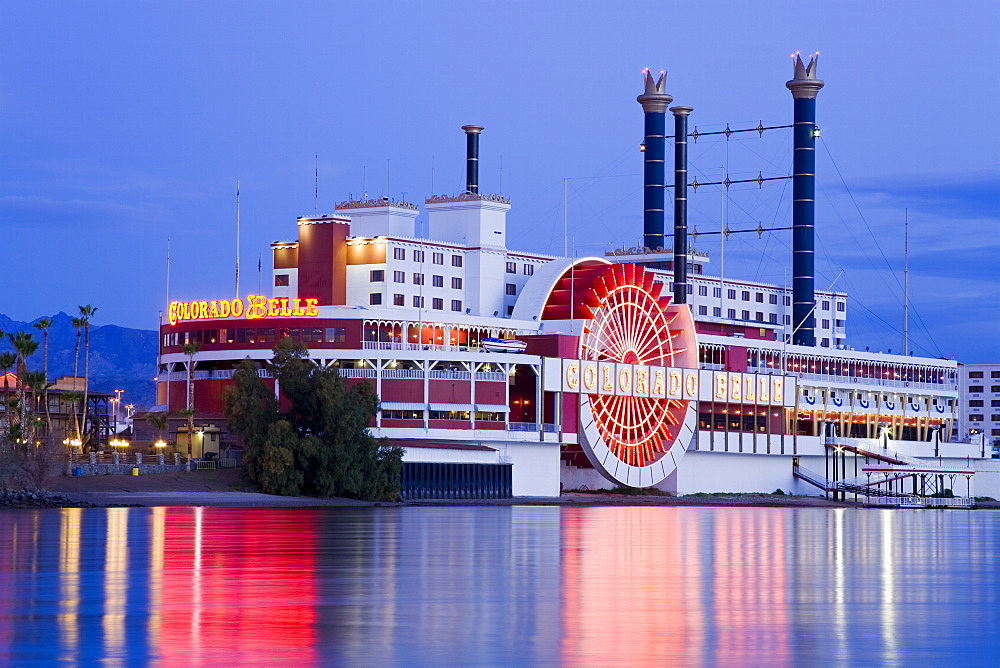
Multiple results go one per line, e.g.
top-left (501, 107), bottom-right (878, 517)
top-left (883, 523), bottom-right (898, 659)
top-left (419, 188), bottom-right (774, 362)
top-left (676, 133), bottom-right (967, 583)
top-left (39, 469), bottom-right (859, 509)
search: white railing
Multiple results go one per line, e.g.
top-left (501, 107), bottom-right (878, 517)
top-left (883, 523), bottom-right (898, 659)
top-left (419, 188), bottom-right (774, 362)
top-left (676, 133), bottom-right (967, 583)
top-left (507, 422), bottom-right (559, 433)
top-left (475, 372), bottom-right (507, 382)
top-left (796, 373), bottom-right (953, 391)
top-left (338, 368), bottom-right (377, 378)
top-left (163, 369), bottom-right (270, 382)
top-left (381, 369), bottom-right (425, 379)
top-left (428, 370), bottom-right (472, 380)
top-left (865, 496), bottom-right (974, 508)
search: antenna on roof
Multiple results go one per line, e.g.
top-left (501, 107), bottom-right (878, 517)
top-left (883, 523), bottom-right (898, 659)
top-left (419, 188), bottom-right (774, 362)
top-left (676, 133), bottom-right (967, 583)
top-left (314, 152), bottom-right (319, 215)
top-left (903, 208), bottom-right (909, 355)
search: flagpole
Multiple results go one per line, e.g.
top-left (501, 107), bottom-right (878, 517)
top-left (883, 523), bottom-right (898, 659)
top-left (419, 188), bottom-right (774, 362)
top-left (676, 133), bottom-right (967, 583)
top-left (258, 255), bottom-right (262, 294)
top-left (235, 179), bottom-right (241, 299)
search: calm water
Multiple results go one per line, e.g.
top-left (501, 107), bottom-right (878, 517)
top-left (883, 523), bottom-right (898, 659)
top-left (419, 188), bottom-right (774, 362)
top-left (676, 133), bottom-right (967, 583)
top-left (0, 505), bottom-right (997, 667)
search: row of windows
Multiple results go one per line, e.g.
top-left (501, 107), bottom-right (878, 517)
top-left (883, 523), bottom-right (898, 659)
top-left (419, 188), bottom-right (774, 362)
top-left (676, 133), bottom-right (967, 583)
top-left (373, 293), bottom-right (463, 311)
top-left (968, 371), bottom-right (1000, 379)
top-left (968, 386), bottom-right (1000, 393)
top-left (163, 327), bottom-right (347, 347)
top-left (969, 400), bottom-right (1000, 407)
top-left (393, 248), bottom-right (463, 266)
top-left (505, 262), bottom-right (535, 275)
top-left (685, 284), bottom-right (845, 312)
top-left (967, 415), bottom-right (1000, 422)
top-left (371, 270), bottom-right (464, 289)
top-left (381, 410), bottom-right (505, 421)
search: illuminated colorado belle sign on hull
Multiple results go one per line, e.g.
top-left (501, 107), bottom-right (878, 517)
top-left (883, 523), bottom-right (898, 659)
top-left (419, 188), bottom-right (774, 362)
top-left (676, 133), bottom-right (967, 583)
top-left (168, 296), bottom-right (320, 326)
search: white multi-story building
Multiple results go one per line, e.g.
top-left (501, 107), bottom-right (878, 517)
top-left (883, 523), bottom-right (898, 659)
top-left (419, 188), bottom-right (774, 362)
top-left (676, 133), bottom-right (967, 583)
top-left (955, 363), bottom-right (1000, 457)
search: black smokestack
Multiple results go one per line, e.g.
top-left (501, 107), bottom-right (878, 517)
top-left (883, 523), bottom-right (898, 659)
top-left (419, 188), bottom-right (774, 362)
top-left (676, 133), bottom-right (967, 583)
top-left (462, 125), bottom-right (484, 194)
top-left (786, 54), bottom-right (824, 346)
top-left (670, 105), bottom-right (692, 304)
top-left (637, 70), bottom-right (673, 250)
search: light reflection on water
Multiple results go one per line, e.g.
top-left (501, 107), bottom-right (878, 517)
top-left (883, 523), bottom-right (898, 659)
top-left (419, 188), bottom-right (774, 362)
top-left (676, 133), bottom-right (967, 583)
top-left (0, 506), bottom-right (997, 666)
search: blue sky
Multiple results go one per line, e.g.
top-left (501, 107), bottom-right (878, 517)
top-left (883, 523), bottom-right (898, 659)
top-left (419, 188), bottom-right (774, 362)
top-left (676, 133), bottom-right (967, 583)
top-left (1, 1), bottom-right (997, 361)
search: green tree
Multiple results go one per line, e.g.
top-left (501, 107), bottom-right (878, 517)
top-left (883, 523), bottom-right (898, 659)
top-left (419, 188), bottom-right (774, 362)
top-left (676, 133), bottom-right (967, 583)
top-left (33, 318), bottom-right (54, 437)
top-left (182, 341), bottom-right (202, 455)
top-left (77, 305), bottom-right (97, 440)
top-left (225, 339), bottom-right (402, 500)
top-left (70, 316), bottom-right (85, 439)
top-left (145, 411), bottom-right (169, 443)
top-left (8, 332), bottom-right (39, 443)
top-left (20, 370), bottom-right (48, 445)
top-left (0, 350), bottom-right (13, 438)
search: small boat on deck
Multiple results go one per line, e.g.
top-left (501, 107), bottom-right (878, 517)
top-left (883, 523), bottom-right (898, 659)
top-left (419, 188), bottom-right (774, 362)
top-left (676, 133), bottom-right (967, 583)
top-left (481, 337), bottom-right (527, 354)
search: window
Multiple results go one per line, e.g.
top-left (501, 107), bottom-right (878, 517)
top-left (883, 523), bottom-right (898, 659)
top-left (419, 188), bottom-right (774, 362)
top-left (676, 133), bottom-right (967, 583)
top-left (432, 252), bottom-right (444, 265)
top-left (452, 277), bottom-right (463, 289)
top-left (741, 291), bottom-right (750, 301)
top-left (393, 248), bottom-right (405, 260)
top-left (769, 313), bottom-right (778, 324)
top-left (451, 300), bottom-right (463, 312)
top-left (452, 255), bottom-right (463, 267)
top-left (969, 415), bottom-right (984, 421)
top-left (369, 293), bottom-right (382, 305)
top-left (755, 292), bottom-right (764, 303)
top-left (822, 319), bottom-right (830, 329)
top-left (505, 283), bottom-right (517, 295)
top-left (412, 273), bottom-right (424, 285)
top-left (785, 315), bottom-right (791, 325)
top-left (993, 429), bottom-right (1000, 436)
top-left (713, 287), bottom-right (722, 298)
top-left (784, 296), bottom-right (791, 306)
top-left (769, 294), bottom-right (778, 304)
top-left (393, 271), bottom-right (405, 283)
top-left (821, 338), bottom-right (830, 347)
top-left (698, 305), bottom-right (708, 315)
top-left (413, 250), bottom-right (425, 262)
top-left (393, 294), bottom-right (405, 306)
top-left (698, 285), bottom-right (708, 296)
top-left (837, 302), bottom-right (845, 312)
top-left (713, 307), bottom-right (722, 317)
top-left (507, 305), bottom-right (515, 316)
top-left (835, 319), bottom-right (845, 328)
top-left (432, 298), bottom-right (443, 310)
top-left (741, 310), bottom-right (750, 320)
top-left (728, 289), bottom-right (737, 300)
top-left (992, 386), bottom-right (1000, 393)
top-left (992, 400), bottom-right (1000, 407)
top-left (275, 274), bottom-right (290, 287)
top-left (821, 300), bottom-right (830, 310)
top-left (369, 270), bottom-right (384, 282)
top-left (412, 295), bottom-right (424, 308)
top-left (523, 264), bottom-right (534, 275)
top-left (687, 284), bottom-right (693, 294)
top-left (993, 371), bottom-right (1000, 378)
top-left (969, 371), bottom-right (984, 378)
top-left (755, 312), bottom-right (764, 321)
top-left (970, 386), bottom-right (984, 393)
top-left (325, 327), bottom-right (346, 343)
top-left (970, 400), bottom-right (984, 407)
top-left (432, 275), bottom-right (444, 287)
top-left (506, 261), bottom-right (516, 273)
top-left (727, 309), bottom-right (737, 319)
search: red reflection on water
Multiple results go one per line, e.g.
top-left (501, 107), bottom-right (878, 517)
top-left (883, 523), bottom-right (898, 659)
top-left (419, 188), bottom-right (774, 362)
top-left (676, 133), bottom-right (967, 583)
top-left (157, 508), bottom-right (318, 666)
top-left (560, 507), bottom-right (706, 665)
top-left (560, 507), bottom-right (791, 666)
top-left (712, 509), bottom-right (790, 667)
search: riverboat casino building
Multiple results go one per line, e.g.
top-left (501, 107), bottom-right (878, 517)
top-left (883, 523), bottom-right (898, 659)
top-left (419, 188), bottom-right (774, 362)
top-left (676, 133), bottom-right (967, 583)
top-left (156, 57), bottom-right (997, 500)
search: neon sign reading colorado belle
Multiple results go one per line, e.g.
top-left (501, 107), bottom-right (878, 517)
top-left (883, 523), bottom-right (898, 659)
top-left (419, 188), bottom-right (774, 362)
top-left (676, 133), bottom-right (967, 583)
top-left (168, 296), bottom-right (319, 326)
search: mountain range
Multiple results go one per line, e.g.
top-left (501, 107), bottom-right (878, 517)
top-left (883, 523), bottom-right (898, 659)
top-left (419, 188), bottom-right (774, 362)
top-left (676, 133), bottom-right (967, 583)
top-left (0, 312), bottom-right (158, 409)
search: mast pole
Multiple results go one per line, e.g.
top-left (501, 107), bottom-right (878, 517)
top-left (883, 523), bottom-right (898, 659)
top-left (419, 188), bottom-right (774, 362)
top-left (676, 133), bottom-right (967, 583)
top-left (903, 208), bottom-right (909, 355)
top-left (235, 179), bottom-right (241, 299)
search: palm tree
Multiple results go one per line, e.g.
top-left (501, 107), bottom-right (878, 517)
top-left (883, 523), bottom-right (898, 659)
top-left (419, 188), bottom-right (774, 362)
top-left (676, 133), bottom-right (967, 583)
top-left (21, 370), bottom-right (49, 445)
top-left (33, 318), bottom-right (54, 437)
top-left (8, 332), bottom-right (39, 444)
top-left (145, 411), bottom-right (168, 444)
top-left (0, 350), bottom-right (15, 441)
top-left (182, 341), bottom-right (201, 456)
top-left (71, 316), bottom-right (85, 439)
top-left (78, 305), bottom-right (97, 442)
